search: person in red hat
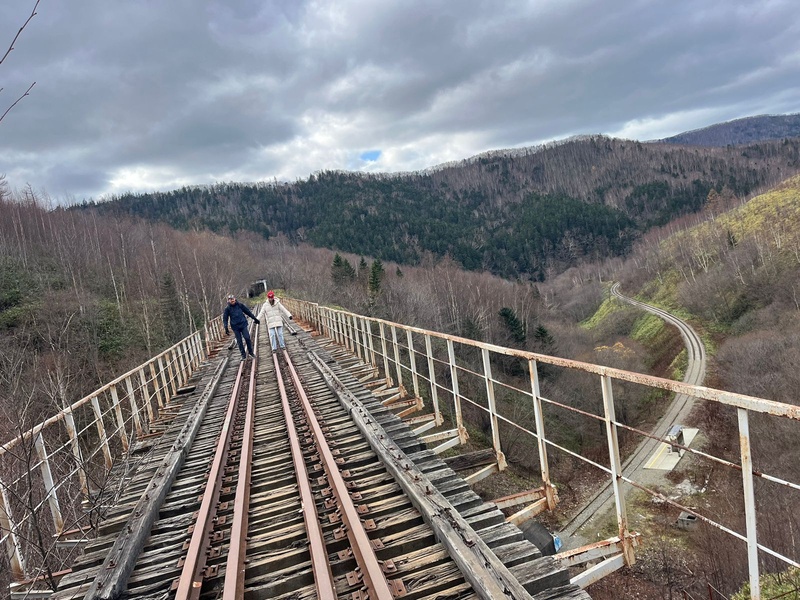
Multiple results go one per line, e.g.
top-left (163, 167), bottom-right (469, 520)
top-left (262, 290), bottom-right (293, 352)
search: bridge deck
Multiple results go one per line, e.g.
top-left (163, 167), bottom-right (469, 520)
top-left (49, 323), bottom-right (589, 599)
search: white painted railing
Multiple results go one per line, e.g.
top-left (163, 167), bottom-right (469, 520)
top-left (0, 316), bottom-right (226, 590)
top-left (285, 298), bottom-right (800, 600)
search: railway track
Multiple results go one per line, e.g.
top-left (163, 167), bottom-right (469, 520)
top-left (50, 319), bottom-right (589, 600)
top-left (558, 283), bottom-right (707, 544)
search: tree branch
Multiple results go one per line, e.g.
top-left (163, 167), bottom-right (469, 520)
top-left (0, 0), bottom-right (40, 66)
top-left (0, 81), bottom-right (35, 124)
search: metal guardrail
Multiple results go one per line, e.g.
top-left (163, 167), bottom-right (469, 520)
top-left (0, 315), bottom-right (227, 592)
top-left (284, 298), bottom-right (800, 600)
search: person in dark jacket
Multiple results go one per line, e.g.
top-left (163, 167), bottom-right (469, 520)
top-left (223, 294), bottom-right (260, 360)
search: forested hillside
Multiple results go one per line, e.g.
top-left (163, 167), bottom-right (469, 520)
top-left (586, 174), bottom-right (800, 599)
top-left (0, 180), bottom-right (580, 444)
top-left (84, 136), bottom-right (800, 281)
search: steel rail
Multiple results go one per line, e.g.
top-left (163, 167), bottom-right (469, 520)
top-left (282, 351), bottom-right (397, 600)
top-left (223, 326), bottom-right (260, 600)
top-left (174, 359), bottom-right (248, 600)
top-left (271, 351), bottom-right (337, 600)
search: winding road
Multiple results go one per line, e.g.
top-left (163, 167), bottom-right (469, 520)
top-left (558, 282), bottom-right (707, 547)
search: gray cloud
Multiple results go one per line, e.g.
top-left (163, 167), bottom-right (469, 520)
top-left (1, 0), bottom-right (798, 203)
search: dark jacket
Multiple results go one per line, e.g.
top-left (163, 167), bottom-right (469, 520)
top-left (223, 301), bottom-right (257, 331)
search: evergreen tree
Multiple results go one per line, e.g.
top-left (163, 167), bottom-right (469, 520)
top-left (497, 307), bottom-right (526, 376)
top-left (358, 256), bottom-right (368, 278)
top-left (498, 307), bottom-right (526, 345)
top-left (368, 259), bottom-right (385, 301)
top-left (533, 325), bottom-right (556, 353)
top-left (331, 253), bottom-right (356, 286)
top-left (396, 266), bottom-right (403, 277)
top-left (331, 253), bottom-right (344, 282)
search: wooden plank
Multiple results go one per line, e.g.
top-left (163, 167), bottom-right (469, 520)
top-left (508, 557), bottom-right (570, 595)
top-left (238, 546), bottom-right (308, 578)
top-left (443, 448), bottom-right (497, 471)
top-left (494, 540), bottom-right (542, 567)
top-left (529, 584), bottom-right (592, 600)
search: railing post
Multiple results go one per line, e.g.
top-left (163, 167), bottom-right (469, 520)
top-left (406, 329), bottom-right (421, 400)
top-left (601, 374), bottom-right (635, 566)
top-left (193, 331), bottom-right (203, 366)
top-left (0, 481), bottom-right (26, 580)
top-left (481, 348), bottom-right (507, 470)
top-left (186, 334), bottom-right (196, 370)
top-left (332, 311), bottom-right (340, 345)
top-left (187, 334), bottom-right (195, 371)
top-left (529, 359), bottom-right (557, 510)
top-left (353, 316), bottom-right (363, 360)
top-left (391, 325), bottom-right (404, 393)
top-left (150, 361), bottom-right (165, 409)
top-left (175, 342), bottom-right (187, 387)
top-left (166, 349), bottom-right (177, 396)
top-left (91, 395), bottom-right (113, 470)
top-left (157, 355), bottom-right (170, 404)
top-left (34, 433), bottom-right (64, 534)
top-left (425, 334), bottom-right (442, 426)
top-left (347, 314), bottom-right (356, 354)
top-left (738, 408), bottom-right (761, 600)
top-left (62, 405), bottom-right (89, 499)
top-left (343, 313), bottom-right (350, 349)
top-left (125, 376), bottom-right (145, 437)
top-left (319, 307), bottom-right (328, 338)
top-left (109, 386), bottom-right (130, 453)
top-left (363, 317), bottom-right (376, 368)
top-left (447, 339), bottom-right (467, 444)
top-left (139, 368), bottom-right (155, 423)
top-left (379, 322), bottom-right (392, 386)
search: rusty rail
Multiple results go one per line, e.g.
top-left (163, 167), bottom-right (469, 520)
top-left (272, 351), bottom-right (337, 599)
top-left (223, 327), bottom-right (260, 600)
top-left (282, 350), bottom-right (398, 600)
top-left (174, 338), bottom-right (257, 599)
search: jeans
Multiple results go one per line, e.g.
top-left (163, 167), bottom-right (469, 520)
top-left (233, 326), bottom-right (253, 357)
top-left (269, 326), bottom-right (285, 351)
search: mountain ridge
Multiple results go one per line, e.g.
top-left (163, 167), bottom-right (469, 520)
top-left (82, 134), bottom-right (800, 281)
top-left (658, 113), bottom-right (800, 146)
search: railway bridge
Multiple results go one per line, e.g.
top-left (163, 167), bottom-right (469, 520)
top-left (1, 297), bottom-right (798, 599)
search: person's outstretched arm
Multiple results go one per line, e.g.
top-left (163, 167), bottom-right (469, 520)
top-left (279, 301), bottom-right (292, 320)
top-left (242, 303), bottom-right (260, 324)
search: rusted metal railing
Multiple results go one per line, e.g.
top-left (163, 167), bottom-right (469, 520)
top-left (284, 298), bottom-right (800, 600)
top-left (0, 325), bottom-right (215, 594)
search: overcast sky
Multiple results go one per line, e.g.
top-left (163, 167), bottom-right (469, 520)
top-left (1, 0), bottom-right (798, 204)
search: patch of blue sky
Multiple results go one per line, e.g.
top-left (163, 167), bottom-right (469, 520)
top-left (360, 150), bottom-right (381, 162)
